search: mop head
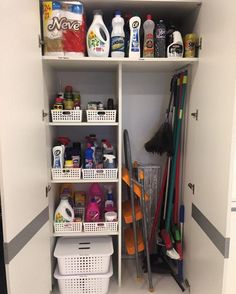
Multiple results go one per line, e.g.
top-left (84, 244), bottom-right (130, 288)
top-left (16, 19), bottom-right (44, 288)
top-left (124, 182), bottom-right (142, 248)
top-left (145, 122), bottom-right (174, 156)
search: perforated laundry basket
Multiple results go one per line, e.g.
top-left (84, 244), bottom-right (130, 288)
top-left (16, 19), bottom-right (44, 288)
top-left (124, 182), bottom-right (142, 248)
top-left (51, 110), bottom-right (82, 122)
top-left (86, 110), bottom-right (116, 122)
top-left (54, 236), bottom-right (113, 275)
top-left (54, 261), bottom-right (113, 294)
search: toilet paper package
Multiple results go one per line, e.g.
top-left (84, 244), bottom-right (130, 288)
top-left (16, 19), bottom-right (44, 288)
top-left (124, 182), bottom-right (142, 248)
top-left (43, 1), bottom-right (86, 56)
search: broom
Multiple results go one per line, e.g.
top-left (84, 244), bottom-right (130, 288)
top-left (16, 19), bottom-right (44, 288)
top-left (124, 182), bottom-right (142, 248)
top-left (144, 75), bottom-right (177, 156)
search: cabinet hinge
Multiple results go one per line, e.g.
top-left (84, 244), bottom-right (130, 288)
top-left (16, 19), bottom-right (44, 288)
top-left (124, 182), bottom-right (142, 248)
top-left (191, 109), bottom-right (198, 121)
top-left (196, 37), bottom-right (202, 51)
top-left (185, 279), bottom-right (191, 293)
top-left (46, 185), bottom-right (51, 198)
top-left (188, 183), bottom-right (195, 195)
top-left (42, 110), bottom-right (48, 121)
top-left (38, 34), bottom-right (44, 48)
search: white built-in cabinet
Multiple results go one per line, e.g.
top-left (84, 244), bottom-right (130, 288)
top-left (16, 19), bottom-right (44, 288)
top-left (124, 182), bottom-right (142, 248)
top-left (0, 0), bottom-right (236, 294)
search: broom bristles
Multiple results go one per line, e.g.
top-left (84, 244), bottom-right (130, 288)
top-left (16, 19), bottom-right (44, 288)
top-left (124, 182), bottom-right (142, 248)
top-left (145, 122), bottom-right (174, 156)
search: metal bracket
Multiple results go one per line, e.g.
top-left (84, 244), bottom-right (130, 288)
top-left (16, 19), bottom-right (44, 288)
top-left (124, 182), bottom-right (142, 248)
top-left (188, 183), bottom-right (195, 195)
top-left (185, 279), bottom-right (191, 293)
top-left (45, 185), bottom-right (51, 198)
top-left (42, 110), bottom-right (48, 121)
top-left (38, 34), bottom-right (44, 48)
top-left (196, 37), bottom-right (202, 50)
top-left (191, 109), bottom-right (199, 121)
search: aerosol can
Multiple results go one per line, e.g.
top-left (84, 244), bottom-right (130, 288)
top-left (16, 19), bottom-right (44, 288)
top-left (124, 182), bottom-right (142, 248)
top-left (167, 31), bottom-right (183, 58)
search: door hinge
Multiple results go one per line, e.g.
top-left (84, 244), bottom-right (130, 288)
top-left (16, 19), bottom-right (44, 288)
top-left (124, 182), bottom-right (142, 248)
top-left (38, 34), bottom-right (44, 48)
top-left (191, 109), bottom-right (198, 121)
top-left (42, 110), bottom-right (48, 121)
top-left (196, 37), bottom-right (202, 51)
top-left (46, 185), bottom-right (51, 198)
top-left (188, 183), bottom-right (195, 195)
top-left (185, 279), bottom-right (191, 293)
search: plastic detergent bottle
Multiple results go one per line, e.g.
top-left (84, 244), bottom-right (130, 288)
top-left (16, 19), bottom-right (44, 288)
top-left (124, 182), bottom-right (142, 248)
top-left (104, 186), bottom-right (115, 212)
top-left (86, 199), bottom-right (100, 222)
top-left (155, 19), bottom-right (166, 57)
top-left (103, 154), bottom-right (116, 168)
top-left (87, 10), bottom-right (110, 57)
top-left (54, 195), bottom-right (74, 223)
top-left (167, 31), bottom-right (184, 58)
top-left (143, 15), bottom-right (155, 58)
top-left (85, 143), bottom-right (94, 168)
top-left (88, 183), bottom-right (104, 207)
top-left (129, 16), bottom-right (141, 58)
top-left (111, 11), bottom-right (125, 58)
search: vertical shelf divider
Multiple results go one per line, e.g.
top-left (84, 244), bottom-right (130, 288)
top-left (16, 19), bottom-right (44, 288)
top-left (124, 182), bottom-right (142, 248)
top-left (118, 62), bottom-right (123, 287)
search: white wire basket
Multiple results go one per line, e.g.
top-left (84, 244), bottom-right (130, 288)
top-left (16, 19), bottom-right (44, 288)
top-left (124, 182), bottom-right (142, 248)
top-left (82, 168), bottom-right (118, 180)
top-left (54, 236), bottom-right (113, 275)
top-left (54, 261), bottom-right (113, 294)
top-left (51, 168), bottom-right (81, 180)
top-left (54, 221), bottom-right (83, 233)
top-left (83, 221), bottom-right (118, 233)
top-left (51, 110), bottom-right (82, 122)
top-left (86, 110), bottom-right (116, 122)
top-left (54, 208), bottom-right (84, 233)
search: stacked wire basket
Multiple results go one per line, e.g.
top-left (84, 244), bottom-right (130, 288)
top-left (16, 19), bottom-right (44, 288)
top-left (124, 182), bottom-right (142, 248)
top-left (54, 236), bottom-right (113, 294)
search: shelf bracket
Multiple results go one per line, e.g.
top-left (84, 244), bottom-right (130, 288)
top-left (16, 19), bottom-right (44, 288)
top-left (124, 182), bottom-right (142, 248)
top-left (191, 109), bottom-right (199, 121)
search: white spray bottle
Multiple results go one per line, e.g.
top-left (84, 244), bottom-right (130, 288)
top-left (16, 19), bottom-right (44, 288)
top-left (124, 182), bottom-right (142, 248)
top-left (129, 16), bottom-right (141, 58)
top-left (103, 154), bottom-right (116, 168)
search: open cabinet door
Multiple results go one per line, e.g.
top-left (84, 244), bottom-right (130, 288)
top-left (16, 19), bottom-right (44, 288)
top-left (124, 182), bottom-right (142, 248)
top-left (0, 1), bottom-right (51, 294)
top-left (183, 0), bottom-right (236, 293)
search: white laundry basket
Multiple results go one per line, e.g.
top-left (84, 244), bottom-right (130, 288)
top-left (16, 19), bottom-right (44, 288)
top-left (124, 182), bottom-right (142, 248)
top-left (54, 261), bottom-right (113, 294)
top-left (54, 236), bottom-right (113, 275)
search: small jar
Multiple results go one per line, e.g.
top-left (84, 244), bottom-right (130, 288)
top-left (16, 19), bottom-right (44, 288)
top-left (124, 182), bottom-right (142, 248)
top-left (53, 97), bottom-right (64, 110)
top-left (64, 99), bottom-right (74, 110)
top-left (64, 160), bottom-right (73, 168)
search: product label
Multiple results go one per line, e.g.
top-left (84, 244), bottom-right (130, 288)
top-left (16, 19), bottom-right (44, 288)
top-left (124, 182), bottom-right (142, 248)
top-left (48, 17), bottom-right (82, 32)
top-left (111, 36), bottom-right (125, 52)
top-left (168, 44), bottom-right (183, 57)
top-left (156, 28), bottom-right (166, 39)
top-left (144, 33), bottom-right (154, 57)
top-left (88, 31), bottom-right (105, 52)
top-left (55, 212), bottom-right (67, 223)
top-left (131, 29), bottom-right (139, 52)
top-left (43, 2), bottom-right (52, 21)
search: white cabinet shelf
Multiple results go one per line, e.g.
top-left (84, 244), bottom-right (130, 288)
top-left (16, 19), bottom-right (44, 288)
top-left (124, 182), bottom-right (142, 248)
top-left (49, 122), bottom-right (119, 126)
top-left (53, 231), bottom-right (119, 237)
top-left (42, 56), bottom-right (199, 72)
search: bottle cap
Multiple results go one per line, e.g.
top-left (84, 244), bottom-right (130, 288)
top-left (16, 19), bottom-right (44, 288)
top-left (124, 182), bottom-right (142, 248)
top-left (55, 97), bottom-right (63, 103)
top-left (159, 19), bottom-right (164, 24)
top-left (65, 85), bottom-right (73, 93)
top-left (93, 10), bottom-right (102, 15)
top-left (147, 15), bottom-right (152, 20)
top-left (115, 10), bottom-right (121, 16)
top-left (65, 160), bottom-right (73, 166)
top-left (52, 2), bottom-right (61, 10)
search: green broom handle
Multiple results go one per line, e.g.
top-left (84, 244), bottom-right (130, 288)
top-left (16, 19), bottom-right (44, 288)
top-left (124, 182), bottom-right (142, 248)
top-left (165, 71), bottom-right (188, 232)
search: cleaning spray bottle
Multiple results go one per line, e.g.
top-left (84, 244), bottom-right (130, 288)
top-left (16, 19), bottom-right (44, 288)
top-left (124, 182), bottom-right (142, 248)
top-left (167, 31), bottom-right (183, 58)
top-left (54, 195), bottom-right (74, 223)
top-left (85, 143), bottom-right (94, 169)
top-left (128, 16), bottom-right (141, 58)
top-left (103, 154), bottom-right (116, 168)
top-left (104, 186), bottom-right (116, 212)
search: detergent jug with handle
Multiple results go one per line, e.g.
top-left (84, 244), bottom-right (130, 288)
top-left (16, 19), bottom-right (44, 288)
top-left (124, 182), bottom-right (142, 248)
top-left (54, 195), bottom-right (74, 223)
top-left (87, 10), bottom-right (110, 57)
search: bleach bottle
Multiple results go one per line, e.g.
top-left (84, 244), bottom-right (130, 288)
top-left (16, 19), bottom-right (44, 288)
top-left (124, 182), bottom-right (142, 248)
top-left (167, 31), bottom-right (184, 58)
top-left (111, 11), bottom-right (125, 58)
top-left (129, 16), bottom-right (141, 58)
top-left (87, 10), bottom-right (110, 57)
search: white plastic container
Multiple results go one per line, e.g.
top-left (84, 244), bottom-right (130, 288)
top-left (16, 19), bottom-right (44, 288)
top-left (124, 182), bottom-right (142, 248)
top-left (111, 11), bottom-right (125, 58)
top-left (167, 31), bottom-right (184, 58)
top-left (54, 236), bottom-right (114, 275)
top-left (87, 10), bottom-right (110, 57)
top-left (52, 145), bottom-right (65, 168)
top-left (129, 16), bottom-right (141, 58)
top-left (54, 195), bottom-right (74, 223)
top-left (143, 15), bottom-right (155, 58)
top-left (54, 261), bottom-right (113, 294)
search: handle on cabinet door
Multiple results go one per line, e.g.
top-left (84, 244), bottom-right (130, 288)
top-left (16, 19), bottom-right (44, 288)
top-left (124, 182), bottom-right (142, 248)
top-left (191, 109), bottom-right (198, 121)
top-left (188, 183), bottom-right (195, 195)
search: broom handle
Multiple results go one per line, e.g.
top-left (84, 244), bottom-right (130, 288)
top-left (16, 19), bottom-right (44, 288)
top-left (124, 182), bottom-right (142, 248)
top-left (166, 71), bottom-right (188, 232)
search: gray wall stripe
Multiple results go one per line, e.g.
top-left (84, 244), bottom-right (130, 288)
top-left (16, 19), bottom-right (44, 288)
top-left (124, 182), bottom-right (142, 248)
top-left (192, 204), bottom-right (230, 258)
top-left (4, 207), bottom-right (49, 264)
